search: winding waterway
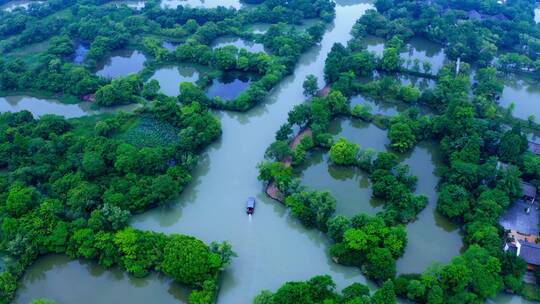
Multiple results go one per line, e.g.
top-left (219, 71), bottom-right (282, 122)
top-left (133, 1), bottom-right (377, 302)
top-left (8, 0), bottom-right (534, 303)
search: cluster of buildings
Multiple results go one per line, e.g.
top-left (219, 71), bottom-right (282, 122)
top-left (501, 142), bottom-right (540, 278)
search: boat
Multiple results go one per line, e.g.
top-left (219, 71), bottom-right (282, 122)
top-left (246, 197), bottom-right (256, 214)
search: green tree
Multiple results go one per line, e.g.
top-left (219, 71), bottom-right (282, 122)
top-left (161, 234), bottom-right (221, 285)
top-left (382, 47), bottom-right (401, 72)
top-left (388, 122), bottom-right (416, 152)
top-left (5, 183), bottom-right (38, 217)
top-left (303, 74), bottom-right (319, 97)
top-left (330, 138), bottom-right (359, 165)
top-left (437, 184), bottom-right (471, 219)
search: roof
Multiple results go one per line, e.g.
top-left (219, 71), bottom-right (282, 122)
top-left (529, 141), bottom-right (540, 155)
top-left (493, 13), bottom-right (508, 21)
top-left (246, 197), bottom-right (255, 208)
top-left (500, 199), bottom-right (540, 235)
top-left (468, 10), bottom-right (482, 20)
top-left (519, 241), bottom-right (540, 266)
top-left (522, 182), bottom-right (537, 198)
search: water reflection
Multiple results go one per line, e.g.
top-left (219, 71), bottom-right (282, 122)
top-left (351, 94), bottom-right (401, 116)
top-left (329, 118), bottom-right (390, 151)
top-left (149, 64), bottom-right (203, 96)
top-left (94, 50), bottom-right (147, 79)
top-left (400, 37), bottom-right (446, 74)
top-left (396, 141), bottom-right (462, 274)
top-left (211, 37), bottom-right (266, 53)
top-left (0, 96), bottom-right (139, 118)
top-left (206, 74), bottom-right (253, 101)
top-left (364, 35), bottom-right (446, 74)
top-left (297, 151), bottom-right (383, 216)
top-left (398, 74), bottom-right (437, 90)
top-left (500, 75), bottom-right (540, 121)
top-left (13, 255), bottom-right (190, 304)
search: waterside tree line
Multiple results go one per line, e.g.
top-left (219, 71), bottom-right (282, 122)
top-left (256, 0), bottom-right (540, 302)
top-left (0, 93), bottom-right (236, 303)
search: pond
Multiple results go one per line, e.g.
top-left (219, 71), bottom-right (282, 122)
top-left (149, 64), bottom-right (203, 96)
top-left (351, 94), bottom-right (404, 116)
top-left (297, 150), bottom-right (384, 217)
top-left (0, 95), bottom-right (139, 118)
top-left (329, 117), bottom-right (390, 151)
top-left (365, 35), bottom-right (446, 75)
top-left (206, 74), bottom-right (253, 101)
top-left (365, 35), bottom-right (385, 58)
top-left (13, 255), bottom-right (191, 304)
top-left (160, 0), bottom-right (243, 9)
top-left (396, 141), bottom-right (463, 274)
top-left (400, 37), bottom-right (446, 75)
top-left (301, 118), bottom-right (462, 274)
top-left (94, 50), bottom-right (147, 79)
top-left (398, 74), bottom-right (437, 90)
top-left (74, 44), bottom-right (89, 64)
top-left (499, 75), bottom-right (540, 121)
top-left (211, 37), bottom-right (266, 53)
top-left (1, 0), bottom-right (42, 12)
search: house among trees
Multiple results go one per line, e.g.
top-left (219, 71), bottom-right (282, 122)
top-left (468, 10), bottom-right (483, 20)
top-left (467, 9), bottom-right (509, 21)
top-left (528, 141), bottom-right (540, 156)
top-left (505, 240), bottom-right (540, 270)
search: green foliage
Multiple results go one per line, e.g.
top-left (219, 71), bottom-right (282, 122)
top-left (388, 122), bottom-right (416, 152)
top-left (303, 74), bottom-right (319, 97)
top-left (95, 75), bottom-right (143, 107)
top-left (285, 191), bottom-right (336, 231)
top-left (330, 138), bottom-right (359, 165)
top-left (0, 97), bottom-right (223, 302)
top-left (265, 140), bottom-right (292, 161)
top-left (331, 215), bottom-right (406, 282)
top-left (161, 234), bottom-right (221, 286)
top-left (437, 184), bottom-right (472, 219)
top-left (498, 128), bottom-right (528, 164)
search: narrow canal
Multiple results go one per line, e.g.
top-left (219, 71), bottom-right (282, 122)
top-left (132, 1), bottom-right (376, 303)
